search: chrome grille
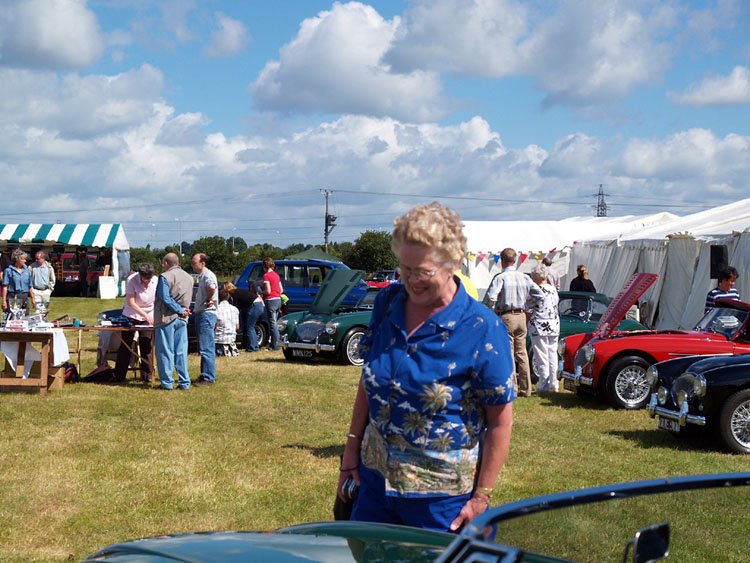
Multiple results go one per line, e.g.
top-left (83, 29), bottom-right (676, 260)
top-left (296, 321), bottom-right (326, 342)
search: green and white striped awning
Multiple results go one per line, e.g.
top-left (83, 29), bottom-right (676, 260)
top-left (0, 224), bottom-right (129, 251)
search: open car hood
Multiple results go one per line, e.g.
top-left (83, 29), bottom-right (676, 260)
top-left (594, 273), bottom-right (658, 338)
top-left (308, 269), bottom-right (366, 315)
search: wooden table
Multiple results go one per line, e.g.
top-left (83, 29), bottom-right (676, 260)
top-left (0, 330), bottom-right (63, 395)
top-left (61, 325), bottom-right (157, 386)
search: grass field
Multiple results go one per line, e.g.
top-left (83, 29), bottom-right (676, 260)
top-left (0, 298), bottom-right (747, 561)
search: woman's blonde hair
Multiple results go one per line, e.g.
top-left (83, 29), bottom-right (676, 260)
top-left (392, 202), bottom-right (467, 265)
top-left (576, 265), bottom-right (589, 279)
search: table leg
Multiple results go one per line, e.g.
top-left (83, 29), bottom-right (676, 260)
top-left (40, 339), bottom-right (49, 396)
top-left (150, 329), bottom-right (156, 387)
top-left (77, 329), bottom-right (82, 378)
top-left (15, 342), bottom-right (27, 378)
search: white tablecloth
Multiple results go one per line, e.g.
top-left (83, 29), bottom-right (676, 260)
top-left (0, 329), bottom-right (70, 379)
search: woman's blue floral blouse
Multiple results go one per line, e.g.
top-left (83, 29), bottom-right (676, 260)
top-left (359, 278), bottom-right (515, 497)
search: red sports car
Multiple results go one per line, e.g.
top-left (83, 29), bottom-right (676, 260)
top-left (364, 269), bottom-right (399, 288)
top-left (558, 273), bottom-right (750, 410)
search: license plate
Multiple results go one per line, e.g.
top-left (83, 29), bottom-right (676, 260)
top-left (292, 349), bottom-right (314, 358)
top-left (563, 379), bottom-right (575, 392)
top-left (658, 417), bottom-right (680, 433)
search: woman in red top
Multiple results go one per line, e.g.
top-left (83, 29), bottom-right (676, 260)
top-left (263, 257), bottom-right (284, 350)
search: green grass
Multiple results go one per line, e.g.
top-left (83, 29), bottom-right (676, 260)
top-left (0, 298), bottom-right (748, 561)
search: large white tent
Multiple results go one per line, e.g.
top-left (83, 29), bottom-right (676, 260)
top-left (462, 198), bottom-right (750, 330)
top-left (462, 212), bottom-right (678, 300)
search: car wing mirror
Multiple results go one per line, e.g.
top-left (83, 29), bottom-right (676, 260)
top-left (622, 522), bottom-right (670, 563)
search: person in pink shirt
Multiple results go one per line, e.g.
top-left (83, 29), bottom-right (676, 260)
top-left (113, 263), bottom-right (158, 382)
top-left (262, 257), bottom-right (284, 351)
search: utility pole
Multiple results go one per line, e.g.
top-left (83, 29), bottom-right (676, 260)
top-left (594, 184), bottom-right (610, 217)
top-left (322, 189), bottom-right (337, 253)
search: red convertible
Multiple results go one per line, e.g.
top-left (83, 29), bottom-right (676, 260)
top-left (558, 273), bottom-right (750, 410)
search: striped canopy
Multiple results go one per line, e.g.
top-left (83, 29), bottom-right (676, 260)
top-left (0, 223), bottom-right (129, 251)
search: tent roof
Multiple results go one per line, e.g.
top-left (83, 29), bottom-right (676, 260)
top-left (285, 247), bottom-right (342, 262)
top-left (463, 212), bottom-right (678, 254)
top-left (618, 197), bottom-right (750, 241)
top-left (0, 223), bottom-right (129, 251)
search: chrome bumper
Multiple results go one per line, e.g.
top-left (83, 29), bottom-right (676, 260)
top-left (647, 395), bottom-right (706, 427)
top-left (280, 336), bottom-right (336, 353)
top-left (557, 364), bottom-right (593, 386)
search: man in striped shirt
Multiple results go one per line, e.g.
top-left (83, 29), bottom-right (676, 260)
top-left (705, 266), bottom-right (740, 313)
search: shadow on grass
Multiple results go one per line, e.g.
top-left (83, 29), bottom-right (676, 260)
top-left (282, 443), bottom-right (344, 460)
top-left (606, 427), bottom-right (719, 453)
top-left (537, 391), bottom-right (611, 411)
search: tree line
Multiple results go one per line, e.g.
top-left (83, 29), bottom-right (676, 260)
top-left (128, 230), bottom-right (397, 277)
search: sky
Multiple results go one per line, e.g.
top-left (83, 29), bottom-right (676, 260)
top-left (1, 0), bottom-right (749, 249)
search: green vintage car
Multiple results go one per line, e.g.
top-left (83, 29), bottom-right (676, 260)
top-left (278, 269), bottom-right (376, 366)
top-left (85, 472), bottom-right (750, 562)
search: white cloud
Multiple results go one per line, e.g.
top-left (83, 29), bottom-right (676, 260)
top-left (384, 0), bottom-right (529, 76)
top-left (616, 129), bottom-right (750, 190)
top-left (0, 0), bottom-right (105, 69)
top-left (519, 0), bottom-right (677, 107)
top-left (203, 12), bottom-right (249, 58)
top-left (0, 64), bottom-right (164, 138)
top-left (538, 133), bottom-right (605, 178)
top-left (669, 66), bottom-right (750, 107)
top-left (251, 2), bottom-right (447, 122)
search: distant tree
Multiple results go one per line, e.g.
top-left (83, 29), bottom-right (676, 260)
top-left (192, 236), bottom-right (234, 275)
top-left (128, 247), bottom-right (158, 274)
top-left (343, 231), bottom-right (396, 272)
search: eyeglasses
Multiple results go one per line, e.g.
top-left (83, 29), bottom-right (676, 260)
top-left (398, 265), bottom-right (438, 281)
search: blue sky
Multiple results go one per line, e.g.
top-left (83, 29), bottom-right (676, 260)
top-left (1, 0), bottom-right (749, 248)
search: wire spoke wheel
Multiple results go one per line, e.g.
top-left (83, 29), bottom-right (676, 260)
top-left (729, 399), bottom-right (750, 449)
top-left (606, 356), bottom-right (651, 409)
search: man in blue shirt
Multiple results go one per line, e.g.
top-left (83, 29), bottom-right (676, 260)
top-left (2, 248), bottom-right (34, 316)
top-left (705, 266), bottom-right (740, 313)
top-left (153, 253), bottom-right (193, 390)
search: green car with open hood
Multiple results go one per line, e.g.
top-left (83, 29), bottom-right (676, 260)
top-left (278, 269), bottom-right (376, 366)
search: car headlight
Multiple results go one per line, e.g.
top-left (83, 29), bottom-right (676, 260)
top-left (277, 319), bottom-right (288, 332)
top-left (657, 386), bottom-right (668, 406)
top-left (692, 373), bottom-right (707, 397)
top-left (558, 339), bottom-right (566, 357)
top-left (582, 344), bottom-right (595, 364)
top-left (325, 321), bottom-right (339, 335)
top-left (646, 365), bottom-right (658, 388)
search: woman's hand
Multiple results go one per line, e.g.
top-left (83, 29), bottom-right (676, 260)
top-left (336, 442), bottom-right (361, 502)
top-left (449, 492), bottom-right (490, 531)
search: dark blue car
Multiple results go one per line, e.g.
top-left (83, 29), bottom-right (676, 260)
top-left (234, 259), bottom-right (367, 313)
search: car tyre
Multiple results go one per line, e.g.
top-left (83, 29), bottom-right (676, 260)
top-left (339, 328), bottom-right (365, 366)
top-left (254, 323), bottom-right (268, 349)
top-left (717, 389), bottom-right (750, 454)
top-left (604, 356), bottom-right (651, 410)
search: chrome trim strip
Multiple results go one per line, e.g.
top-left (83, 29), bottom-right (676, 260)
top-left (284, 340), bottom-right (336, 353)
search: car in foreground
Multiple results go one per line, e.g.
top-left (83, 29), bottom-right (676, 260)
top-left (85, 472), bottom-right (750, 562)
top-left (279, 269), bottom-right (375, 366)
top-left (364, 269), bottom-right (399, 288)
top-left (234, 259), bottom-right (368, 313)
top-left (647, 353), bottom-right (750, 454)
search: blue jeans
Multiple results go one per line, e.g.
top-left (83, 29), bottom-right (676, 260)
top-left (244, 301), bottom-right (264, 351)
top-left (155, 318), bottom-right (189, 389)
top-left (196, 311), bottom-right (217, 382)
top-left (351, 464), bottom-right (472, 533)
top-left (265, 298), bottom-right (281, 349)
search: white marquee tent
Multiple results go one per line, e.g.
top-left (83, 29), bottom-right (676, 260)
top-left (462, 198), bottom-right (750, 329)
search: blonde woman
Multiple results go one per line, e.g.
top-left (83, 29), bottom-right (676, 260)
top-left (569, 264), bottom-right (596, 293)
top-left (338, 202), bottom-right (515, 533)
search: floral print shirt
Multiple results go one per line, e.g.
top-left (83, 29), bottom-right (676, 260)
top-left (359, 279), bottom-right (515, 497)
top-left (525, 283), bottom-right (560, 337)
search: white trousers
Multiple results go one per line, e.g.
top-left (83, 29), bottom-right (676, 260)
top-left (33, 288), bottom-right (52, 309)
top-left (531, 334), bottom-right (558, 391)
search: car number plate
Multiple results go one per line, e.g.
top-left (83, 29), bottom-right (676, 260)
top-left (563, 379), bottom-right (575, 392)
top-left (292, 349), bottom-right (314, 358)
top-left (658, 417), bottom-right (680, 433)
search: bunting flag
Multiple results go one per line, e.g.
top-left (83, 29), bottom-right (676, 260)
top-left (477, 252), bottom-right (486, 264)
top-left (519, 253), bottom-right (528, 263)
top-left (493, 254), bottom-right (500, 264)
